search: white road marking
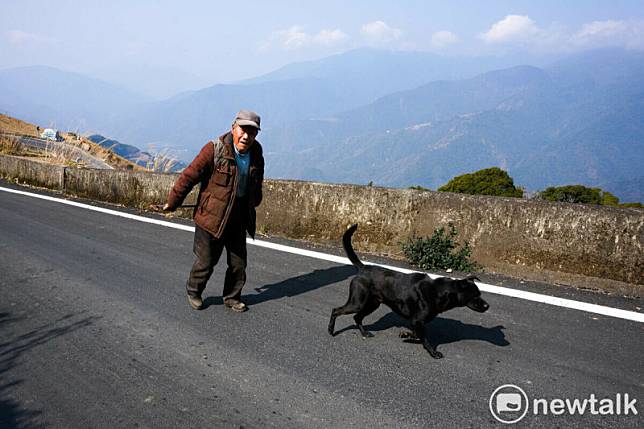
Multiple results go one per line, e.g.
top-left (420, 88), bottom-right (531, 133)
top-left (2, 185), bottom-right (642, 323)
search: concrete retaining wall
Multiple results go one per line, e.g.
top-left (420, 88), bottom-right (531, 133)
top-left (1, 155), bottom-right (642, 295)
top-left (0, 156), bottom-right (65, 190)
top-left (64, 168), bottom-right (191, 208)
top-left (257, 180), bottom-right (643, 295)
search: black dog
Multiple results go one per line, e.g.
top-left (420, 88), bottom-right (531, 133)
top-left (328, 224), bottom-right (489, 359)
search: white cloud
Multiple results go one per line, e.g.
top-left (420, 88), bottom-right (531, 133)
top-left (313, 29), bottom-right (348, 46)
top-left (577, 19), bottom-right (625, 38)
top-left (480, 15), bottom-right (540, 44)
top-left (260, 26), bottom-right (348, 51)
top-left (280, 26), bottom-right (310, 50)
top-left (6, 30), bottom-right (54, 45)
top-left (571, 19), bottom-right (644, 50)
top-left (431, 31), bottom-right (459, 48)
top-left (479, 15), bottom-right (644, 52)
top-left (361, 21), bottom-right (403, 45)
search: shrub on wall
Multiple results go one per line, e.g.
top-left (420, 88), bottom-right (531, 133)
top-left (402, 223), bottom-right (480, 272)
top-left (538, 185), bottom-right (626, 206)
top-left (438, 167), bottom-right (523, 198)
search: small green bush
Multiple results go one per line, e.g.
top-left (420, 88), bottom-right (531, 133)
top-left (408, 185), bottom-right (430, 191)
top-left (539, 185), bottom-right (601, 204)
top-left (601, 191), bottom-right (620, 206)
top-left (539, 185), bottom-right (624, 206)
top-left (538, 185), bottom-right (642, 207)
top-left (402, 223), bottom-right (480, 272)
top-left (620, 202), bottom-right (643, 208)
top-left (438, 167), bottom-right (523, 198)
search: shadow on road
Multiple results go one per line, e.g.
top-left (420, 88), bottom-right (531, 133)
top-left (248, 265), bottom-right (356, 305)
top-left (202, 265), bottom-right (357, 309)
top-left (335, 311), bottom-right (510, 348)
top-left (0, 311), bottom-right (99, 429)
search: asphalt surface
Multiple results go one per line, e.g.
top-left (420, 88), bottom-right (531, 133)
top-left (2, 134), bottom-right (112, 169)
top-left (0, 181), bottom-right (642, 428)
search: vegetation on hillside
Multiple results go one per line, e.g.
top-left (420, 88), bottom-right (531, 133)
top-left (0, 114), bottom-right (40, 137)
top-left (438, 167), bottom-right (523, 198)
top-left (0, 113), bottom-right (143, 171)
top-left (0, 135), bottom-right (27, 155)
top-left (411, 167), bottom-right (642, 207)
top-left (408, 185), bottom-right (430, 191)
top-left (538, 185), bottom-right (641, 207)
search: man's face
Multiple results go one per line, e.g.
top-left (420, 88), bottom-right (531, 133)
top-left (232, 123), bottom-right (258, 154)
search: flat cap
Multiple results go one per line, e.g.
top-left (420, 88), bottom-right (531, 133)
top-left (234, 109), bottom-right (261, 130)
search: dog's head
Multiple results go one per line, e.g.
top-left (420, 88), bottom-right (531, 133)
top-left (458, 276), bottom-right (489, 313)
top-left (433, 275), bottom-right (490, 313)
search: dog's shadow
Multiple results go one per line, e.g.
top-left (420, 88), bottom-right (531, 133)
top-left (202, 265), bottom-right (356, 309)
top-left (247, 265), bottom-right (356, 306)
top-left (335, 312), bottom-right (510, 348)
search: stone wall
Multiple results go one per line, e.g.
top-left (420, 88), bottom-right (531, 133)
top-left (256, 180), bottom-right (643, 295)
top-left (1, 155), bottom-right (642, 295)
top-left (0, 156), bottom-right (65, 190)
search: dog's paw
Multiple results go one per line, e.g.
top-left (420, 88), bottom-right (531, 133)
top-left (399, 330), bottom-right (416, 339)
top-left (360, 331), bottom-right (374, 339)
top-left (430, 351), bottom-right (444, 359)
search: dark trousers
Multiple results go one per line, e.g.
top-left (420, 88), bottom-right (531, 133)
top-left (186, 199), bottom-right (248, 302)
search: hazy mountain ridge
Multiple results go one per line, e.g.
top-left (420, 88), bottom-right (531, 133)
top-left (261, 49), bottom-right (644, 200)
top-left (99, 49), bottom-right (524, 156)
top-left (0, 65), bottom-right (149, 132)
top-left (240, 48), bottom-right (516, 88)
top-left (1, 48), bottom-right (642, 201)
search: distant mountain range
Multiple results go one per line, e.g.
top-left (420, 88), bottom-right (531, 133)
top-left (1, 48), bottom-right (642, 201)
top-left (100, 49), bottom-right (518, 156)
top-left (0, 65), bottom-right (149, 132)
top-left (259, 49), bottom-right (644, 200)
top-left (239, 47), bottom-right (515, 92)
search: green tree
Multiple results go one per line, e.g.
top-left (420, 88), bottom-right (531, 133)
top-left (438, 167), bottom-right (523, 198)
top-left (601, 191), bottom-right (620, 206)
top-left (539, 185), bottom-right (620, 206)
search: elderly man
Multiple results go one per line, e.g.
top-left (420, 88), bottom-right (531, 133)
top-left (163, 109), bottom-right (264, 312)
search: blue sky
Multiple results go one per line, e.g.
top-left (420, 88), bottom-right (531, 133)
top-left (2, 0), bottom-right (643, 97)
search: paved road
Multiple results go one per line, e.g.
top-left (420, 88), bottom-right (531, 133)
top-left (0, 182), bottom-right (642, 428)
top-left (1, 133), bottom-right (112, 169)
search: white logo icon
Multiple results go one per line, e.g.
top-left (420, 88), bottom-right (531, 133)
top-left (490, 385), bottom-right (529, 424)
top-left (497, 393), bottom-right (522, 412)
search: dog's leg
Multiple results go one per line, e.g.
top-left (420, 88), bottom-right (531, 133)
top-left (412, 320), bottom-right (443, 359)
top-left (328, 277), bottom-right (370, 336)
top-left (354, 299), bottom-right (380, 338)
top-left (328, 307), bottom-right (344, 336)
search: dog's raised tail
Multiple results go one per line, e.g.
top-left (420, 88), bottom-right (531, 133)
top-left (343, 224), bottom-right (364, 268)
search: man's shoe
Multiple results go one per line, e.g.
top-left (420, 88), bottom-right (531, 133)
top-left (187, 295), bottom-right (204, 310)
top-left (224, 299), bottom-right (247, 313)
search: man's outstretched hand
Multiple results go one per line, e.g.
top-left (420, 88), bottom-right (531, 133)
top-left (148, 203), bottom-right (174, 213)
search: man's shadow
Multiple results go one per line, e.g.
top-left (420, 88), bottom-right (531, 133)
top-left (203, 265), bottom-right (356, 308)
top-left (335, 312), bottom-right (510, 349)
